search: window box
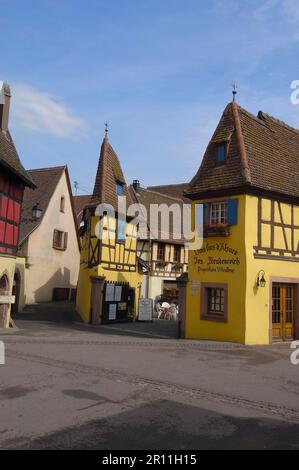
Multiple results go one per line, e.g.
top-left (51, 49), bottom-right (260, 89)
top-left (203, 223), bottom-right (230, 237)
top-left (171, 262), bottom-right (183, 272)
top-left (155, 261), bottom-right (167, 270)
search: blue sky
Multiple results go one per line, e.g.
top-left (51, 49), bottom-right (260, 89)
top-left (2, 0), bottom-right (299, 194)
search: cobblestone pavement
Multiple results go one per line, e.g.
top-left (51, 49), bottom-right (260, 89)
top-left (0, 302), bottom-right (298, 450)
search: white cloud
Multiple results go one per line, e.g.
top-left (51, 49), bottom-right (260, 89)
top-left (10, 83), bottom-right (87, 138)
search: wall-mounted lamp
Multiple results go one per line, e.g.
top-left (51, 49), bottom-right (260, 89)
top-left (256, 270), bottom-right (266, 288)
top-left (32, 202), bottom-right (43, 219)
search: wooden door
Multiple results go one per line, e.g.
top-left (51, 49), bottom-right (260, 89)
top-left (90, 278), bottom-right (104, 325)
top-left (272, 284), bottom-right (295, 341)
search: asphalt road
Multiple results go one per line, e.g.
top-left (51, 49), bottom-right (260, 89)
top-left (1, 302), bottom-right (299, 450)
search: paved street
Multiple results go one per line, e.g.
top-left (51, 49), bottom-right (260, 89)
top-left (1, 302), bottom-right (299, 450)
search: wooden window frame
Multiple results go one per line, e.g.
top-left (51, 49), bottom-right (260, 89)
top-left (209, 201), bottom-right (227, 226)
top-left (173, 245), bottom-right (181, 263)
top-left (53, 229), bottom-right (68, 251)
top-left (200, 282), bottom-right (228, 322)
top-left (157, 242), bottom-right (165, 261)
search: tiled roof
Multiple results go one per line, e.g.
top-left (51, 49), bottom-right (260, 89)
top-left (0, 130), bottom-right (36, 188)
top-left (129, 185), bottom-right (186, 243)
top-left (147, 183), bottom-right (190, 201)
top-left (0, 83), bottom-right (35, 188)
top-left (19, 166), bottom-right (65, 244)
top-left (187, 101), bottom-right (299, 200)
top-left (89, 135), bottom-right (133, 210)
top-left (73, 194), bottom-right (92, 226)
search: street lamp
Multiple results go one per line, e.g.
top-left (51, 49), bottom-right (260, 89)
top-left (32, 203), bottom-right (43, 219)
top-left (257, 270), bottom-right (266, 288)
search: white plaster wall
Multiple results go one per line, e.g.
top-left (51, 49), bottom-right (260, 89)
top-left (24, 171), bottom-right (80, 303)
top-left (148, 275), bottom-right (164, 301)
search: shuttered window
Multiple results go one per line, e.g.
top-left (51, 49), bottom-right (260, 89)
top-left (53, 229), bottom-right (68, 250)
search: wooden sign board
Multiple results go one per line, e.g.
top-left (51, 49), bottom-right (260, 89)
top-left (138, 298), bottom-right (153, 322)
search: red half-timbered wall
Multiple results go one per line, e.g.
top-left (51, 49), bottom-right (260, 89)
top-left (0, 172), bottom-right (24, 255)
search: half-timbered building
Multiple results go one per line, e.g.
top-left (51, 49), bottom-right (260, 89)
top-left (76, 133), bottom-right (141, 324)
top-left (0, 82), bottom-right (35, 327)
top-left (185, 99), bottom-right (299, 344)
top-left (129, 180), bottom-right (188, 304)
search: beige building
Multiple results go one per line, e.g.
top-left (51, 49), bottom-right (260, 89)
top-left (16, 166), bottom-right (80, 311)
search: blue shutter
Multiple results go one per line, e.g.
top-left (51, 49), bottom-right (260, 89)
top-left (203, 203), bottom-right (206, 226)
top-left (227, 199), bottom-right (238, 225)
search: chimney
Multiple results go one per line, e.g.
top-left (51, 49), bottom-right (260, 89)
top-left (132, 179), bottom-right (140, 193)
top-left (0, 82), bottom-right (11, 133)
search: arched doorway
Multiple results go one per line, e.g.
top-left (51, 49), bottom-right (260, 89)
top-left (0, 274), bottom-right (9, 328)
top-left (11, 270), bottom-right (21, 316)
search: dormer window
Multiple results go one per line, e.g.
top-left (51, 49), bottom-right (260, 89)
top-left (216, 144), bottom-right (226, 164)
top-left (117, 182), bottom-right (123, 196)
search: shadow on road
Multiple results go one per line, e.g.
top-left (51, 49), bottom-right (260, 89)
top-left (13, 302), bottom-right (179, 339)
top-left (6, 399), bottom-right (299, 450)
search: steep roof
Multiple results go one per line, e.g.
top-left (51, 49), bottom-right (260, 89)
top-left (89, 134), bottom-right (133, 210)
top-left (147, 183), bottom-right (190, 201)
top-left (19, 166), bottom-right (72, 244)
top-left (129, 185), bottom-right (186, 243)
top-left (186, 101), bottom-right (299, 201)
top-left (0, 83), bottom-right (35, 188)
top-left (73, 194), bottom-right (92, 225)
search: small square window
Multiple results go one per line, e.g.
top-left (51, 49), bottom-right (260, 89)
top-left (216, 144), bottom-right (226, 163)
top-left (53, 229), bottom-right (68, 250)
top-left (209, 202), bottom-right (227, 225)
top-left (201, 283), bottom-right (228, 322)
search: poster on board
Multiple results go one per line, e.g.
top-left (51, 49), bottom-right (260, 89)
top-left (109, 303), bottom-right (117, 320)
top-left (138, 298), bottom-right (153, 321)
top-left (105, 283), bottom-right (115, 302)
top-left (114, 285), bottom-right (122, 302)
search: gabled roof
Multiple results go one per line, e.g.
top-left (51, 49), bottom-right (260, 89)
top-left (0, 83), bottom-right (35, 188)
top-left (89, 134), bottom-right (133, 210)
top-left (129, 185), bottom-right (186, 243)
top-left (147, 183), bottom-right (190, 201)
top-left (19, 166), bottom-right (79, 248)
top-left (73, 194), bottom-right (92, 225)
top-left (186, 101), bottom-right (299, 201)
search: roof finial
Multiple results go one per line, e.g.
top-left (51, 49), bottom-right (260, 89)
top-left (105, 121), bottom-right (109, 136)
top-left (232, 81), bottom-right (237, 102)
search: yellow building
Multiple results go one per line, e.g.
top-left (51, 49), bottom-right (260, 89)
top-left (76, 132), bottom-right (141, 324)
top-left (185, 100), bottom-right (299, 344)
